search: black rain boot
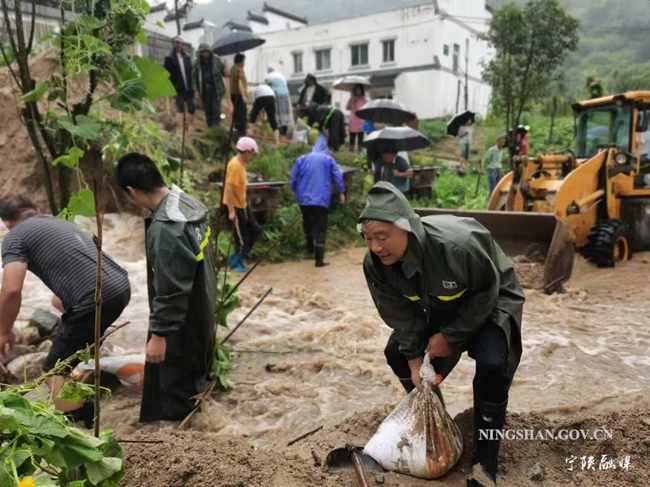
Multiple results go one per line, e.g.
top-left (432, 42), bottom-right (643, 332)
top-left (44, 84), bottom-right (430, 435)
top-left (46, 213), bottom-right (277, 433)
top-left (467, 396), bottom-right (508, 487)
top-left (306, 237), bottom-right (314, 255)
top-left (315, 245), bottom-right (328, 267)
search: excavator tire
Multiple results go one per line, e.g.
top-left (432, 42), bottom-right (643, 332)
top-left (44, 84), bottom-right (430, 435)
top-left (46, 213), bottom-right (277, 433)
top-left (583, 220), bottom-right (633, 268)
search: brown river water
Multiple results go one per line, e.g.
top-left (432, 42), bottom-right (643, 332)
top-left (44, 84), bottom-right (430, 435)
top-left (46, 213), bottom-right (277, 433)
top-left (2, 213), bottom-right (649, 448)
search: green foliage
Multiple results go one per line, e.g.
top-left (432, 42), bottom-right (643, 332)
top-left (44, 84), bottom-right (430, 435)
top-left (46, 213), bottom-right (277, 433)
top-left (418, 119), bottom-right (448, 144)
top-left (247, 150), bottom-right (290, 182)
top-left (429, 166), bottom-right (490, 210)
top-left (480, 0), bottom-right (580, 131)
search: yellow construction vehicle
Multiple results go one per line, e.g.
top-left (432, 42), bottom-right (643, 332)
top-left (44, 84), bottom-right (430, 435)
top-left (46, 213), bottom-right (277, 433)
top-left (415, 91), bottom-right (650, 294)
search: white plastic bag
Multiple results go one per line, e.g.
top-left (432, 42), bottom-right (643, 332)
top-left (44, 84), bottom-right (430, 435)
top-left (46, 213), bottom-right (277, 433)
top-left (364, 353), bottom-right (463, 479)
top-left (72, 353), bottom-right (145, 388)
top-left (292, 118), bottom-right (310, 144)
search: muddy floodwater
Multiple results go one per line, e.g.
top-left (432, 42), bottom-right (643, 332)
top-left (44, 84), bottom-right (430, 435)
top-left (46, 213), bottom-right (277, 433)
top-left (2, 213), bottom-right (649, 447)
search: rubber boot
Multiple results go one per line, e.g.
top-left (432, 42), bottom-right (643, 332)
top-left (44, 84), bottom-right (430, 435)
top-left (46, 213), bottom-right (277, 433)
top-left (228, 253), bottom-right (241, 269)
top-left (467, 396), bottom-right (507, 487)
top-left (234, 248), bottom-right (250, 273)
top-left (315, 245), bottom-right (328, 267)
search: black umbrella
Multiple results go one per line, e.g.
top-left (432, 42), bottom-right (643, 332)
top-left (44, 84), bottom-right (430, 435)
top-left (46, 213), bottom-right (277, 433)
top-left (446, 110), bottom-right (476, 136)
top-left (212, 31), bottom-right (266, 56)
top-left (355, 99), bottom-right (416, 125)
top-left (362, 126), bottom-right (431, 153)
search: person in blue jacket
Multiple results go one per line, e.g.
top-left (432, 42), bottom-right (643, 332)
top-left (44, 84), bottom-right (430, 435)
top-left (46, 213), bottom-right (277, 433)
top-left (290, 135), bottom-right (346, 267)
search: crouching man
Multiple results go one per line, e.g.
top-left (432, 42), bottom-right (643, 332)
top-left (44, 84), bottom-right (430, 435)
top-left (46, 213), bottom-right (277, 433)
top-left (358, 182), bottom-right (525, 487)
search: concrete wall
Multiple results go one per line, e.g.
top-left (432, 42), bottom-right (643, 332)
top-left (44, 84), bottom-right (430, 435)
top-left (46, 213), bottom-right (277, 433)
top-left (244, 0), bottom-right (493, 120)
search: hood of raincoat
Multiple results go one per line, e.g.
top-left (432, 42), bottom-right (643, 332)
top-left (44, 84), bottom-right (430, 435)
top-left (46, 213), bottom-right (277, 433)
top-left (196, 43), bottom-right (212, 57)
top-left (313, 134), bottom-right (329, 153)
top-left (358, 182), bottom-right (426, 244)
top-left (152, 184), bottom-right (208, 224)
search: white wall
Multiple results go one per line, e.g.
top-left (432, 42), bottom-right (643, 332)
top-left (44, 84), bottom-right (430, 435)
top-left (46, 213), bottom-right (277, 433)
top-left (245, 0), bottom-right (493, 120)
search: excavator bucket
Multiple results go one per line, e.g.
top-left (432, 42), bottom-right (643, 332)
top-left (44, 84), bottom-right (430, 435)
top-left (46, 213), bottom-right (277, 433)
top-left (413, 209), bottom-right (575, 294)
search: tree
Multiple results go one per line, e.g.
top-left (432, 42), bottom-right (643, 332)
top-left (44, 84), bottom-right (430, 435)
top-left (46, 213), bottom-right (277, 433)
top-left (609, 67), bottom-right (650, 94)
top-left (480, 0), bottom-right (580, 134)
top-left (1, 0), bottom-right (176, 218)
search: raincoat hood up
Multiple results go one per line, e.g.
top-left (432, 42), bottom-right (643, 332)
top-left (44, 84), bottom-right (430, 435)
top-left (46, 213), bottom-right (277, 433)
top-left (359, 182), bottom-right (524, 380)
top-left (290, 135), bottom-right (345, 208)
top-left (141, 184), bottom-right (217, 422)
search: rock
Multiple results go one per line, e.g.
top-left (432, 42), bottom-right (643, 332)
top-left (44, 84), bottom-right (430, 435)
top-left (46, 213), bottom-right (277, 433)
top-left (7, 352), bottom-right (48, 382)
top-left (0, 134), bottom-right (6, 147)
top-left (17, 327), bottom-right (41, 346)
top-left (28, 309), bottom-right (61, 337)
top-left (4, 344), bottom-right (35, 363)
top-left (529, 463), bottom-right (546, 482)
top-left (0, 363), bottom-right (14, 383)
top-left (374, 473), bottom-right (385, 484)
top-left (38, 340), bottom-right (53, 354)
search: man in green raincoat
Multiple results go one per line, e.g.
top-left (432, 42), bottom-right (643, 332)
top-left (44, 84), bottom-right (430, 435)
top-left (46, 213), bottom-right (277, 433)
top-left (114, 153), bottom-right (217, 423)
top-left (191, 43), bottom-right (231, 128)
top-left (358, 182), bottom-right (524, 487)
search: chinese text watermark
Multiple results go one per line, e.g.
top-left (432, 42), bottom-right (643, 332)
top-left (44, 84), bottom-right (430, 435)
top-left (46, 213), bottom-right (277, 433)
top-left (479, 429), bottom-right (613, 441)
top-left (566, 454), bottom-right (632, 471)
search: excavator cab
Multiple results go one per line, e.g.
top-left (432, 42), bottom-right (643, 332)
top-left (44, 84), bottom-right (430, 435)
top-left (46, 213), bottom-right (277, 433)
top-left (414, 92), bottom-right (650, 295)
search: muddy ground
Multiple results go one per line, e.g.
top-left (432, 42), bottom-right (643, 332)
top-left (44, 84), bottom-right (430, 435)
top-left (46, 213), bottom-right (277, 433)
top-left (121, 405), bottom-right (650, 487)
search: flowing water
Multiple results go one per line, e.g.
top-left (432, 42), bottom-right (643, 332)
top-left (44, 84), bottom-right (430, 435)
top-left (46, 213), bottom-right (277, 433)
top-left (2, 214), bottom-right (649, 447)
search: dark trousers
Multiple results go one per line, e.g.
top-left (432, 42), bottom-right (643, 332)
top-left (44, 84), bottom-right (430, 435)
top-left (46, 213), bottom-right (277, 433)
top-left (233, 207), bottom-right (260, 256)
top-left (202, 86), bottom-right (221, 127)
top-left (231, 94), bottom-right (247, 138)
top-left (349, 132), bottom-right (364, 151)
top-left (384, 321), bottom-right (512, 404)
top-left (250, 95), bottom-right (278, 131)
top-left (300, 205), bottom-right (328, 249)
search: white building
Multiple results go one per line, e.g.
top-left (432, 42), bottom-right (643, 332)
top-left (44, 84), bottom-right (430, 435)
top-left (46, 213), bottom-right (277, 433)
top-left (146, 0), bottom-right (494, 120)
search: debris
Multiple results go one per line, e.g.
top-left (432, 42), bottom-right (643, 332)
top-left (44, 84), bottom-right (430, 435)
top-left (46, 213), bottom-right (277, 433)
top-left (4, 344), bottom-right (35, 363)
top-left (7, 352), bottom-right (48, 382)
top-left (529, 463), bottom-right (545, 481)
top-left (642, 418), bottom-right (650, 427)
top-left (287, 425), bottom-right (324, 446)
top-left (311, 449), bottom-right (322, 467)
top-left (0, 363), bottom-right (13, 383)
top-left (374, 473), bottom-right (384, 484)
top-left (28, 309), bottom-right (60, 337)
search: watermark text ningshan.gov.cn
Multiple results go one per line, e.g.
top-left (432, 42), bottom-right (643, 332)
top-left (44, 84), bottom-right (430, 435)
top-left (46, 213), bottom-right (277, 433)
top-left (478, 428), bottom-right (613, 441)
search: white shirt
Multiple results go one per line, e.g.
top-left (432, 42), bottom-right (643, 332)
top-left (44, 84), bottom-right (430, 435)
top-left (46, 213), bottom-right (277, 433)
top-left (254, 84), bottom-right (276, 99)
top-left (177, 52), bottom-right (188, 91)
top-left (458, 125), bottom-right (473, 145)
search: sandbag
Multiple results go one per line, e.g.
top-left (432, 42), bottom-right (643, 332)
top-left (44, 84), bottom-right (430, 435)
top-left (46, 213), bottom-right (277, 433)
top-left (364, 353), bottom-right (463, 479)
top-left (72, 353), bottom-right (145, 388)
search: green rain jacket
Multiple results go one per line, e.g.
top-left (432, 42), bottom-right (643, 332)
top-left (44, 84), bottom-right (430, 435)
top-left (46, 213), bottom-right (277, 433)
top-left (360, 182), bottom-right (524, 380)
top-left (140, 185), bottom-right (217, 423)
top-left (191, 43), bottom-right (227, 100)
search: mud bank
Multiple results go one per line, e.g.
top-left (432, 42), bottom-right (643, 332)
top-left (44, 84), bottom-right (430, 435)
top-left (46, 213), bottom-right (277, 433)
top-left (121, 405), bottom-right (650, 486)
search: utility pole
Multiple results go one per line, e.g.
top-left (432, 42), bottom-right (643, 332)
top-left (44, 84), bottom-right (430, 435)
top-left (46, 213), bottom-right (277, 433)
top-left (464, 38), bottom-right (469, 110)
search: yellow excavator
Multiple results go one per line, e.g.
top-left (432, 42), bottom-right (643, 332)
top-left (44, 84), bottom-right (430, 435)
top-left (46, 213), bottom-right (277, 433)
top-left (415, 91), bottom-right (650, 294)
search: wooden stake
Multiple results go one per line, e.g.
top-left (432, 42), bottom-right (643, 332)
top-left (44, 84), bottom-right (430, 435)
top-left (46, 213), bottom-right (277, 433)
top-left (92, 179), bottom-right (104, 437)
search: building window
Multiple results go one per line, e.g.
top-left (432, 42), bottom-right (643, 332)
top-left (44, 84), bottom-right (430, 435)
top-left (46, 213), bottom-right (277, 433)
top-left (382, 39), bottom-right (395, 63)
top-left (292, 52), bottom-right (303, 74)
top-left (453, 43), bottom-right (460, 73)
top-left (443, 44), bottom-right (450, 56)
top-left (315, 49), bottom-right (331, 71)
top-left (351, 43), bottom-right (368, 66)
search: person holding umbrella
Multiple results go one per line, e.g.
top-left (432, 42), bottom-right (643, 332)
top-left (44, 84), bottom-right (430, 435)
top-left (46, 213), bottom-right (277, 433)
top-left (346, 84), bottom-right (369, 153)
top-left (458, 118), bottom-right (474, 168)
top-left (191, 43), bottom-right (231, 129)
top-left (230, 53), bottom-right (249, 139)
top-left (380, 150), bottom-right (413, 196)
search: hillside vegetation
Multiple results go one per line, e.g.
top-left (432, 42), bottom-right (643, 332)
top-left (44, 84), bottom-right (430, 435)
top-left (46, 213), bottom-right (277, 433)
top-left (489, 0), bottom-right (650, 96)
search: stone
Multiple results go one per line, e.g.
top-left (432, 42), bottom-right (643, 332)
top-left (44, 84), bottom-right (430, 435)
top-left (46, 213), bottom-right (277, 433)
top-left (529, 463), bottom-right (546, 482)
top-left (28, 309), bottom-right (61, 337)
top-left (38, 340), bottom-right (53, 354)
top-left (0, 134), bottom-right (6, 147)
top-left (17, 327), bottom-right (41, 346)
top-left (0, 363), bottom-right (13, 383)
top-left (374, 474), bottom-right (385, 484)
top-left (4, 344), bottom-right (35, 363)
top-left (7, 352), bottom-right (48, 382)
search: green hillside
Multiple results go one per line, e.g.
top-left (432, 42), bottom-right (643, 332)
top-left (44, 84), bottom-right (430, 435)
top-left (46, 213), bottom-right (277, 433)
top-left (488, 0), bottom-right (650, 96)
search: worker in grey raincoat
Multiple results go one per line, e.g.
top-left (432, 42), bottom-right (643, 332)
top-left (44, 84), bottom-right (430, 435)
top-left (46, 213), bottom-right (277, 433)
top-left (114, 153), bottom-right (217, 423)
top-left (358, 182), bottom-right (524, 487)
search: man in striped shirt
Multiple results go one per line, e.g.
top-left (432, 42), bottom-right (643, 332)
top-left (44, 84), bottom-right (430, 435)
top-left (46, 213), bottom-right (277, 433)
top-left (0, 196), bottom-right (131, 418)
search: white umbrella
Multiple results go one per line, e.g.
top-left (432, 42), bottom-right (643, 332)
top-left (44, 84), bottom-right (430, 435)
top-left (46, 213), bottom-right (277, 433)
top-left (332, 75), bottom-right (372, 92)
